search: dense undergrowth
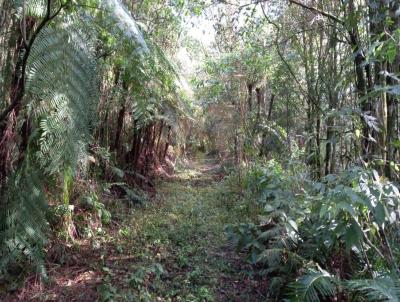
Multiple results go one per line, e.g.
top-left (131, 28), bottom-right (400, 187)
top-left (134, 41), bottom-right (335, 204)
top-left (0, 157), bottom-right (266, 301)
top-left (227, 159), bottom-right (400, 301)
top-left (3, 155), bottom-right (400, 302)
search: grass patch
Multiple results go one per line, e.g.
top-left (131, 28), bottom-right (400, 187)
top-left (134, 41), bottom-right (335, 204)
top-left (3, 159), bottom-right (264, 302)
top-left (96, 161), bottom-right (262, 301)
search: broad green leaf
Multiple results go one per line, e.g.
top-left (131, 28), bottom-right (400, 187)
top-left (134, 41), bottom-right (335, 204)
top-left (374, 202), bottom-right (386, 228)
top-left (344, 220), bottom-right (363, 250)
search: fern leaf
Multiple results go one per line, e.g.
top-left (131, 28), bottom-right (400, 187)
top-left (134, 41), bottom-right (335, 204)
top-left (346, 275), bottom-right (400, 302)
top-left (288, 269), bottom-right (338, 302)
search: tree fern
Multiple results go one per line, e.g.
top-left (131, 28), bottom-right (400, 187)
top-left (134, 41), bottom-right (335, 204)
top-left (288, 269), bottom-right (338, 302)
top-left (0, 166), bottom-right (48, 280)
top-left (346, 275), bottom-right (400, 302)
top-left (0, 0), bottom-right (186, 282)
top-left (101, 0), bottom-right (148, 53)
top-left (1, 11), bottom-right (98, 277)
top-left (13, 0), bottom-right (47, 18)
top-left (26, 19), bottom-right (98, 174)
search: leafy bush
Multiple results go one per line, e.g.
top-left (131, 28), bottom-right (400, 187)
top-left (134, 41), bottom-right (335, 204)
top-left (80, 192), bottom-right (112, 226)
top-left (227, 161), bottom-right (400, 301)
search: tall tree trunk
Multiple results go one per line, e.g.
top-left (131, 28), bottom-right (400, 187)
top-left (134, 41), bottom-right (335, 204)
top-left (247, 83), bottom-right (253, 113)
top-left (303, 30), bottom-right (320, 179)
top-left (325, 29), bottom-right (339, 175)
top-left (0, 1), bottom-right (16, 107)
top-left (113, 104), bottom-right (126, 152)
top-left (155, 121), bottom-right (164, 159)
top-left (0, 30), bottom-right (24, 181)
top-left (385, 1), bottom-right (400, 178)
top-left (255, 87), bottom-right (263, 119)
top-left (268, 94), bottom-right (275, 120)
top-left (133, 128), bottom-right (143, 170)
top-left (163, 126), bottom-right (172, 159)
top-left (348, 0), bottom-right (372, 160)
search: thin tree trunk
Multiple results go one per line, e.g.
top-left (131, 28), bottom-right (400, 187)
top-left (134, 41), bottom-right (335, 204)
top-left (247, 83), bottom-right (253, 113)
top-left (155, 121), bottom-right (164, 159)
top-left (163, 126), bottom-right (172, 159)
top-left (268, 94), bottom-right (275, 120)
top-left (385, 1), bottom-right (400, 178)
top-left (113, 104), bottom-right (126, 152)
top-left (255, 87), bottom-right (263, 119)
top-left (348, 0), bottom-right (371, 160)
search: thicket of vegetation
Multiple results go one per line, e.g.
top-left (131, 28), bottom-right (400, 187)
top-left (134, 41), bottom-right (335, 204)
top-left (0, 0), bottom-right (399, 301)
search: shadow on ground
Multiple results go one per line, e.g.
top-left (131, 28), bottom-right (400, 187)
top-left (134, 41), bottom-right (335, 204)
top-left (2, 157), bottom-right (266, 302)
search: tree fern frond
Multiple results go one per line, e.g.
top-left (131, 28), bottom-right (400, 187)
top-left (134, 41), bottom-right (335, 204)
top-left (288, 269), bottom-right (338, 302)
top-left (257, 248), bottom-right (304, 270)
top-left (0, 167), bottom-right (48, 278)
top-left (101, 0), bottom-right (148, 53)
top-left (346, 275), bottom-right (400, 302)
top-left (26, 19), bottom-right (98, 174)
top-left (1, 15), bottom-right (99, 279)
top-left (13, 0), bottom-right (47, 18)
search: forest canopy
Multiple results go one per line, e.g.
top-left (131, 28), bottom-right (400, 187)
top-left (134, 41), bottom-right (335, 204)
top-left (0, 0), bottom-right (399, 301)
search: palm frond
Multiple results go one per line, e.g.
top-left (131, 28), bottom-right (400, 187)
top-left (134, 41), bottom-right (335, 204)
top-left (26, 18), bottom-right (98, 174)
top-left (346, 275), bottom-right (400, 302)
top-left (1, 14), bottom-right (98, 277)
top-left (101, 0), bottom-right (148, 53)
top-left (0, 167), bottom-right (48, 279)
top-left (288, 269), bottom-right (338, 302)
top-left (257, 248), bottom-right (304, 272)
top-left (13, 0), bottom-right (47, 18)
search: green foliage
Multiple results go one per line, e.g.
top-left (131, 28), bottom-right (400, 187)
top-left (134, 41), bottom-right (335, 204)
top-left (256, 120), bottom-right (288, 158)
top-left (289, 271), bottom-right (400, 302)
top-left (288, 269), bottom-right (337, 302)
top-left (80, 191), bottom-right (111, 225)
top-left (0, 6), bottom-right (100, 278)
top-left (2, 1), bottom-right (96, 281)
top-left (97, 281), bottom-right (118, 302)
top-left (228, 161), bottom-right (400, 301)
top-left (26, 19), bottom-right (98, 174)
top-left (347, 275), bottom-right (400, 302)
top-left (80, 163), bottom-right (249, 301)
top-left (0, 167), bottom-right (48, 282)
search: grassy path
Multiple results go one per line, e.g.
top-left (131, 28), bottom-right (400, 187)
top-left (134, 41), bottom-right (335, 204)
top-left (7, 158), bottom-right (264, 301)
top-left (104, 158), bottom-right (263, 301)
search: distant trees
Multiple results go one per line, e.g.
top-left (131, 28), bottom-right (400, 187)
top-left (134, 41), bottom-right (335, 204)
top-left (196, 0), bottom-right (400, 180)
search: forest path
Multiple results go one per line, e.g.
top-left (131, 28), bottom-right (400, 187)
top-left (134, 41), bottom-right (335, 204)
top-left (100, 156), bottom-right (264, 301)
top-left (9, 157), bottom-right (264, 302)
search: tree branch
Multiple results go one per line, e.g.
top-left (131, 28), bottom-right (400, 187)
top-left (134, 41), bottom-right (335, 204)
top-left (0, 0), bottom-right (67, 124)
top-left (288, 0), bottom-right (344, 25)
top-left (260, 4), bottom-right (324, 116)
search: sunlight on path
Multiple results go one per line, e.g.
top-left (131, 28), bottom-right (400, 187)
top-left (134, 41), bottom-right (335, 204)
top-left (7, 157), bottom-right (264, 302)
top-left (103, 156), bottom-right (264, 301)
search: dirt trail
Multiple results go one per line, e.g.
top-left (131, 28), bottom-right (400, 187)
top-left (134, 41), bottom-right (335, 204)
top-left (5, 158), bottom-right (265, 301)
